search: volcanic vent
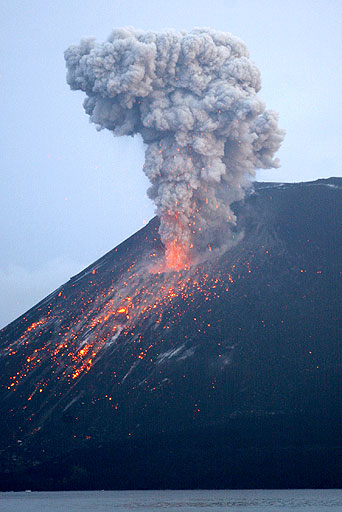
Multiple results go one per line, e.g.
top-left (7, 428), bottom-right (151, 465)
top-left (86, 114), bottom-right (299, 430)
top-left (1, 179), bottom-right (341, 490)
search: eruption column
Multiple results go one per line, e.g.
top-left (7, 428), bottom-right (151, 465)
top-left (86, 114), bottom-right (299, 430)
top-left (65, 27), bottom-right (284, 269)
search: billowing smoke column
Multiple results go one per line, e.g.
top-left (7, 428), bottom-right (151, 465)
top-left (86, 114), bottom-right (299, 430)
top-left (65, 27), bottom-right (284, 270)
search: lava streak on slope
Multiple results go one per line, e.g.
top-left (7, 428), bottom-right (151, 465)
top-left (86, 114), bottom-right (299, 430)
top-left (2, 254), bottom-right (236, 396)
top-left (0, 212), bottom-right (242, 420)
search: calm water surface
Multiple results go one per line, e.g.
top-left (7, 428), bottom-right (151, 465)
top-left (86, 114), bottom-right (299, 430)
top-left (1, 489), bottom-right (342, 511)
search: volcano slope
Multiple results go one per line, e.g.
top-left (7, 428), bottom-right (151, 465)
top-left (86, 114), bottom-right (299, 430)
top-left (1, 178), bottom-right (341, 490)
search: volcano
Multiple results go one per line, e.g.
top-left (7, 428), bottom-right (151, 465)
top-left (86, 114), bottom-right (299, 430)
top-left (1, 178), bottom-right (341, 490)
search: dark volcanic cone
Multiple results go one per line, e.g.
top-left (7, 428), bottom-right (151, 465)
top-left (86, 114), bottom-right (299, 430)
top-left (1, 179), bottom-right (341, 490)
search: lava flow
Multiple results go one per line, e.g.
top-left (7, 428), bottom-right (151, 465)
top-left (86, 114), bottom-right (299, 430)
top-left (2, 240), bottom-right (238, 400)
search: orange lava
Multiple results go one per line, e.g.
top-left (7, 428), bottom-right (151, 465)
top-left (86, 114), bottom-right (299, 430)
top-left (165, 240), bottom-right (189, 271)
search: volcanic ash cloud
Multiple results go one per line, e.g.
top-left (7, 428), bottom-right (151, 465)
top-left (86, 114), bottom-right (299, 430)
top-left (65, 27), bottom-right (285, 270)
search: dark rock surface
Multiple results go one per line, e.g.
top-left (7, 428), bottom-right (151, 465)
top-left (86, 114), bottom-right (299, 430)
top-left (1, 178), bottom-right (341, 490)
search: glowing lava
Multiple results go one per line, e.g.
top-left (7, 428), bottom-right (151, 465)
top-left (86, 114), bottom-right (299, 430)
top-left (162, 212), bottom-right (191, 271)
top-left (165, 240), bottom-right (189, 271)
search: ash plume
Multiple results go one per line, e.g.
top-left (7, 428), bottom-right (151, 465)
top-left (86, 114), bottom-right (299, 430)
top-left (65, 27), bottom-right (285, 269)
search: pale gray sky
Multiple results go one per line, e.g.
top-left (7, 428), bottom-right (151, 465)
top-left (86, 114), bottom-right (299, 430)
top-left (1, 0), bottom-right (341, 327)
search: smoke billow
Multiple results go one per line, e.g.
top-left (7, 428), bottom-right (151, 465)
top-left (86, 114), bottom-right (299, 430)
top-left (65, 27), bottom-right (284, 269)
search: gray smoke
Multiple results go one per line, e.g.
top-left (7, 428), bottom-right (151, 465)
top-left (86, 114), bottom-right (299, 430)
top-left (65, 27), bottom-right (285, 268)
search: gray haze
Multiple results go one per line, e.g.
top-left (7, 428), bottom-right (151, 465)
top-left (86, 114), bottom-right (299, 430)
top-left (65, 28), bottom-right (284, 266)
top-left (1, 0), bottom-right (341, 326)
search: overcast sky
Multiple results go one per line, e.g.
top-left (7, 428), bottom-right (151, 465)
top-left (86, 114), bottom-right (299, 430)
top-left (1, 0), bottom-right (341, 328)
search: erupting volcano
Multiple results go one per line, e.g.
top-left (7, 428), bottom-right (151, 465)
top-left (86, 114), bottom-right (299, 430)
top-left (1, 179), bottom-right (341, 490)
top-left (64, 27), bottom-right (285, 269)
top-left (1, 27), bottom-right (341, 491)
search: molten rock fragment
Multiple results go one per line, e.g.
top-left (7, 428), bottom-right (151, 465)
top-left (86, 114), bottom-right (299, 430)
top-left (65, 27), bottom-right (284, 269)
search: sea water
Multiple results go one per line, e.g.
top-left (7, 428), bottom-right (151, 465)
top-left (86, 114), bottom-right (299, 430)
top-left (1, 489), bottom-right (341, 511)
